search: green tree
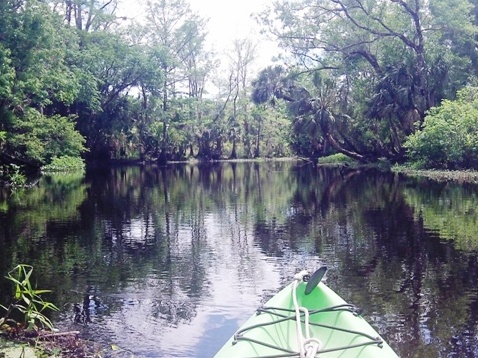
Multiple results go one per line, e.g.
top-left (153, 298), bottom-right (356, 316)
top-left (405, 86), bottom-right (478, 169)
top-left (250, 105), bottom-right (291, 158)
top-left (178, 20), bottom-right (214, 160)
top-left (257, 0), bottom-right (478, 162)
top-left (8, 109), bottom-right (85, 166)
top-left (143, 0), bottom-right (208, 163)
top-left (73, 30), bottom-right (144, 160)
top-left (0, 0), bottom-right (86, 168)
top-left (223, 39), bottom-right (256, 159)
top-left (45, 0), bottom-right (151, 161)
top-left (252, 66), bottom-right (370, 161)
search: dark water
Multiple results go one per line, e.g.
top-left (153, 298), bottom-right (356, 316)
top-left (1, 162), bottom-right (478, 357)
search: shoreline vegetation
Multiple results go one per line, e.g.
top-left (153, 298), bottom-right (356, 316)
top-left (318, 153), bottom-right (478, 184)
top-left (392, 167), bottom-right (478, 184)
top-left (318, 155), bottom-right (478, 184)
top-left (2, 0), bottom-right (478, 195)
top-left (4, 155), bottom-right (478, 192)
top-left (0, 264), bottom-right (102, 357)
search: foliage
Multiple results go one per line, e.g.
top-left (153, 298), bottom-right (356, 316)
top-left (1, 0), bottom-right (478, 168)
top-left (256, 0), bottom-right (478, 163)
top-left (6, 109), bottom-right (86, 167)
top-left (41, 156), bottom-right (86, 173)
top-left (393, 166), bottom-right (478, 184)
top-left (4, 165), bottom-right (26, 190)
top-left (0, 0), bottom-right (85, 169)
top-left (404, 87), bottom-right (478, 169)
top-left (3, 1), bottom-right (81, 108)
top-left (319, 153), bottom-right (356, 165)
top-left (0, 264), bottom-right (59, 331)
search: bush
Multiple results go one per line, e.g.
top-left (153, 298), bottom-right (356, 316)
top-left (41, 155), bottom-right (85, 173)
top-left (319, 153), bottom-right (356, 164)
top-left (404, 87), bottom-right (478, 169)
top-left (6, 109), bottom-right (86, 167)
top-left (5, 164), bottom-right (26, 189)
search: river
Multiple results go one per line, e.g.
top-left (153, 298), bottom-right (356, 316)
top-left (1, 161), bottom-right (478, 357)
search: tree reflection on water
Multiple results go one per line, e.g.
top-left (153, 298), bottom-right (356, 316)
top-left (1, 162), bottom-right (478, 357)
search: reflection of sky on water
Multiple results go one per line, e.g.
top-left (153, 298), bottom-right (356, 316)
top-left (95, 213), bottom-right (323, 357)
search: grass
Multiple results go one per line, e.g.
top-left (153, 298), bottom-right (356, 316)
top-left (393, 166), bottom-right (478, 183)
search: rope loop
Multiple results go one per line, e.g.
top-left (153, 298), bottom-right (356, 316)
top-left (303, 337), bottom-right (321, 357)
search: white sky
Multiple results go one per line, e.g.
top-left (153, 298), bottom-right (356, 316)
top-left (121, 0), bottom-right (278, 70)
top-left (191, 0), bottom-right (278, 69)
top-left (191, 0), bottom-right (268, 44)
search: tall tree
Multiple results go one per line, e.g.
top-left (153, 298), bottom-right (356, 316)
top-left (143, 0), bottom-right (208, 163)
top-left (46, 0), bottom-right (149, 161)
top-left (48, 0), bottom-right (121, 32)
top-left (181, 21), bottom-right (214, 159)
top-left (257, 0), bottom-right (478, 162)
top-left (226, 38), bottom-right (257, 159)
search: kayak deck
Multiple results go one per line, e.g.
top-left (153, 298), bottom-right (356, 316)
top-left (215, 269), bottom-right (398, 357)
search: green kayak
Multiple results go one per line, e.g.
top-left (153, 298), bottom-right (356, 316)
top-left (215, 267), bottom-right (398, 357)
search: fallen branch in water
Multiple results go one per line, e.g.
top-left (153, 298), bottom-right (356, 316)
top-left (38, 331), bottom-right (81, 339)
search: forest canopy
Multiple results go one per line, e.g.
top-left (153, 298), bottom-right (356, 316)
top-left (255, 0), bottom-right (478, 164)
top-left (0, 0), bottom-right (477, 174)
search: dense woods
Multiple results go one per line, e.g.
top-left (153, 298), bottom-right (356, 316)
top-left (1, 0), bottom-right (478, 177)
top-left (255, 0), bottom-right (478, 164)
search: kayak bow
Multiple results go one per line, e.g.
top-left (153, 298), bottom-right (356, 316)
top-left (215, 267), bottom-right (398, 357)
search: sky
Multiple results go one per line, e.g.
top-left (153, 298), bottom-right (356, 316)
top-left (122, 0), bottom-right (279, 71)
top-left (190, 0), bottom-right (270, 45)
top-left (190, 0), bottom-right (279, 71)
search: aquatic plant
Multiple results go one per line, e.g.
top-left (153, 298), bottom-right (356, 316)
top-left (0, 264), bottom-right (59, 332)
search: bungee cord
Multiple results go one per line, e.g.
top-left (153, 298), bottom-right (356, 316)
top-left (231, 268), bottom-right (385, 358)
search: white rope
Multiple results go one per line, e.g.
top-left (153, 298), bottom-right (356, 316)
top-left (292, 271), bottom-right (322, 357)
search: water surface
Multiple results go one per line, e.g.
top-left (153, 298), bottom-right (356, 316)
top-left (1, 162), bottom-right (478, 357)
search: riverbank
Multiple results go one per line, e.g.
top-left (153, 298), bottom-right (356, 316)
top-left (392, 167), bottom-right (478, 184)
top-left (0, 330), bottom-right (99, 357)
top-left (0, 331), bottom-right (88, 358)
top-left (317, 153), bottom-right (478, 184)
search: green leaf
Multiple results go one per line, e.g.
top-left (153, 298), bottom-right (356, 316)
top-left (21, 295), bottom-right (31, 306)
top-left (3, 264), bottom-right (58, 330)
top-left (41, 302), bottom-right (59, 311)
top-left (14, 284), bottom-right (21, 300)
top-left (13, 304), bottom-right (27, 312)
top-left (32, 289), bottom-right (52, 295)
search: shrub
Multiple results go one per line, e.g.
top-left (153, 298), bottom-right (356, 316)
top-left (5, 164), bottom-right (26, 189)
top-left (404, 87), bottom-right (478, 169)
top-left (6, 109), bottom-right (86, 167)
top-left (41, 155), bottom-right (85, 173)
top-left (319, 153), bottom-right (356, 164)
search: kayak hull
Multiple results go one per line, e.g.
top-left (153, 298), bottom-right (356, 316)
top-left (215, 278), bottom-right (398, 357)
